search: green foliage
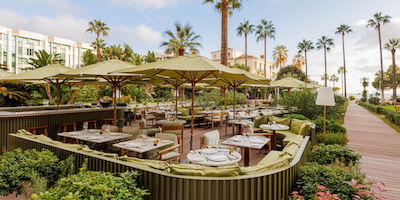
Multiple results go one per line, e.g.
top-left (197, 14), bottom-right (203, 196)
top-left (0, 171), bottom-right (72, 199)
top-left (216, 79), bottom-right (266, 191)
top-left (195, 90), bottom-right (247, 107)
top-left (28, 50), bottom-right (63, 69)
top-left (372, 65), bottom-right (400, 91)
top-left (349, 96), bottom-right (355, 101)
top-left (228, 63), bottom-right (250, 72)
top-left (316, 132), bottom-right (349, 145)
top-left (368, 97), bottom-right (380, 105)
top-left (276, 65), bottom-right (307, 82)
top-left (0, 149), bottom-right (67, 196)
top-left (362, 90), bottom-right (368, 100)
top-left (145, 51), bottom-right (157, 63)
top-left (280, 88), bottom-right (347, 120)
top-left (82, 49), bottom-right (97, 66)
top-left (282, 114), bottom-right (310, 121)
top-left (295, 162), bottom-right (368, 200)
top-left (0, 84), bottom-right (29, 105)
top-left (309, 144), bottom-right (361, 166)
top-left (32, 160), bottom-right (149, 200)
top-left (313, 117), bottom-right (346, 134)
top-left (360, 97), bottom-right (367, 102)
top-left (360, 102), bottom-right (400, 125)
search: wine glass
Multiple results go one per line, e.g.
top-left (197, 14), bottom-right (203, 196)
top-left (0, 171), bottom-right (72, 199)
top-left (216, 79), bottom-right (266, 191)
top-left (82, 122), bottom-right (88, 134)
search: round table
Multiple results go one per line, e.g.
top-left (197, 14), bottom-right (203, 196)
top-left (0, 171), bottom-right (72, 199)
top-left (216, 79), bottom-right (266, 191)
top-left (235, 114), bottom-right (257, 120)
top-left (156, 119), bottom-right (187, 125)
top-left (259, 124), bottom-right (289, 149)
top-left (187, 149), bottom-right (242, 166)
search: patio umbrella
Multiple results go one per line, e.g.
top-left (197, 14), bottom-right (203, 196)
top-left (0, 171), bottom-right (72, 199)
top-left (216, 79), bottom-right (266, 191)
top-left (112, 53), bottom-right (266, 150)
top-left (269, 77), bottom-right (307, 88)
top-left (57, 58), bottom-right (143, 125)
top-left (2, 63), bottom-right (74, 110)
top-left (0, 70), bottom-right (12, 86)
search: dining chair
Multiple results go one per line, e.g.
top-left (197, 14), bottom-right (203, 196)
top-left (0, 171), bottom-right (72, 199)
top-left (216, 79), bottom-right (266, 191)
top-left (133, 107), bottom-right (143, 122)
top-left (147, 133), bottom-right (181, 163)
top-left (57, 122), bottom-right (78, 143)
top-left (100, 118), bottom-right (113, 126)
top-left (142, 110), bottom-right (156, 125)
top-left (155, 112), bottom-right (166, 121)
top-left (200, 130), bottom-right (240, 152)
top-left (139, 118), bottom-right (161, 136)
top-left (83, 120), bottom-right (97, 129)
top-left (204, 111), bottom-right (222, 129)
top-left (161, 122), bottom-right (184, 153)
top-left (26, 125), bottom-right (48, 136)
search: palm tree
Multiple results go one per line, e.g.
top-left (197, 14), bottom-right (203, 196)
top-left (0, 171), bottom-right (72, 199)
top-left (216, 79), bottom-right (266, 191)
top-left (316, 36), bottom-right (334, 87)
top-left (255, 19), bottom-right (275, 78)
top-left (28, 50), bottom-right (63, 69)
top-left (90, 38), bottom-right (106, 61)
top-left (361, 77), bottom-right (369, 93)
top-left (330, 74), bottom-right (339, 89)
top-left (335, 24), bottom-right (353, 98)
top-left (160, 21), bottom-right (202, 56)
top-left (367, 12), bottom-right (391, 105)
top-left (203, 0), bottom-right (242, 66)
top-left (103, 44), bottom-right (123, 60)
top-left (297, 40), bottom-right (314, 82)
top-left (145, 51), bottom-right (157, 63)
top-left (272, 45), bottom-right (288, 69)
top-left (85, 19), bottom-right (110, 62)
top-left (132, 53), bottom-right (144, 65)
top-left (82, 49), bottom-right (97, 67)
top-left (236, 20), bottom-right (255, 69)
top-left (384, 38), bottom-right (400, 102)
top-left (292, 54), bottom-right (305, 70)
top-left (338, 66), bottom-right (346, 97)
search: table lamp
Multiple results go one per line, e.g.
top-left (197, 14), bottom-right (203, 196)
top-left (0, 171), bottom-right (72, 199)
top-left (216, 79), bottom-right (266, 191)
top-left (315, 87), bottom-right (335, 135)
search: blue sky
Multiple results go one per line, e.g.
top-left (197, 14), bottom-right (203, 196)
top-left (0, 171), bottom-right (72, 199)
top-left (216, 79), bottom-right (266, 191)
top-left (2, 0), bottom-right (400, 95)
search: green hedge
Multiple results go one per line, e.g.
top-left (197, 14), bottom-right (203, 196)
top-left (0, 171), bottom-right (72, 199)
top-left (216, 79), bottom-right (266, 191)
top-left (359, 102), bottom-right (400, 125)
top-left (309, 144), bottom-right (361, 166)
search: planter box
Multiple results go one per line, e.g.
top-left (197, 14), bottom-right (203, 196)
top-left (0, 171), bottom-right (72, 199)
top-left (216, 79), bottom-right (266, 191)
top-left (0, 192), bottom-right (27, 200)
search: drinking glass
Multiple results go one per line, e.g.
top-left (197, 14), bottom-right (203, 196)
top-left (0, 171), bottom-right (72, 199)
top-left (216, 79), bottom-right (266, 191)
top-left (83, 122), bottom-right (88, 134)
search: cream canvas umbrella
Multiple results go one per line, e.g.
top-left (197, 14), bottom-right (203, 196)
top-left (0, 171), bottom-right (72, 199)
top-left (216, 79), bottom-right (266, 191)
top-left (112, 53), bottom-right (268, 150)
top-left (0, 70), bottom-right (12, 86)
top-left (2, 63), bottom-right (75, 109)
top-left (57, 58), bottom-right (143, 125)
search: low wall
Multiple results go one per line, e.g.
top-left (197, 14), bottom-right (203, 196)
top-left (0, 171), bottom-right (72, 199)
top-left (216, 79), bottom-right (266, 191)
top-left (8, 134), bottom-right (310, 200)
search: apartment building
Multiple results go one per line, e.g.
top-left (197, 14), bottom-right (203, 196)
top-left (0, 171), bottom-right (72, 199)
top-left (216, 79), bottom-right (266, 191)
top-left (211, 48), bottom-right (273, 78)
top-left (0, 26), bottom-right (93, 74)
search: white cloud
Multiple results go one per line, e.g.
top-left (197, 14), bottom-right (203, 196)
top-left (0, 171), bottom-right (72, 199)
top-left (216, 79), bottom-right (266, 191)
top-left (109, 0), bottom-right (184, 10)
top-left (109, 24), bottom-right (163, 45)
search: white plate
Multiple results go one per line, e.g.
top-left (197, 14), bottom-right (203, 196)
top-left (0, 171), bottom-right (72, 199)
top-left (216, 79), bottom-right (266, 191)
top-left (250, 139), bottom-right (265, 144)
top-left (250, 143), bottom-right (259, 147)
top-left (201, 148), bottom-right (218, 154)
top-left (160, 139), bottom-right (170, 143)
top-left (208, 155), bottom-right (228, 162)
top-left (192, 156), bottom-right (205, 162)
top-left (88, 129), bottom-right (99, 133)
top-left (125, 143), bottom-right (143, 148)
top-left (87, 136), bottom-right (102, 140)
top-left (109, 132), bottom-right (121, 136)
top-left (68, 132), bottom-right (80, 136)
top-left (230, 138), bottom-right (242, 142)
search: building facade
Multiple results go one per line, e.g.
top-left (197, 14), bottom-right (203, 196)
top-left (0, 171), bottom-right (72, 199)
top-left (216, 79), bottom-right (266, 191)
top-left (0, 26), bottom-right (93, 74)
top-left (211, 48), bottom-right (273, 78)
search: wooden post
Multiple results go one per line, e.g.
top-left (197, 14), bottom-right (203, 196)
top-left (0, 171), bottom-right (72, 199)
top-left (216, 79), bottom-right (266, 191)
top-left (56, 80), bottom-right (60, 110)
top-left (190, 82), bottom-right (195, 150)
top-left (323, 105), bottom-right (326, 135)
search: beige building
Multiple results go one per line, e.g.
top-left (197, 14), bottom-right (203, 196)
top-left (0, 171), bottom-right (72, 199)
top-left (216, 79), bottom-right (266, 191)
top-left (0, 26), bottom-right (93, 74)
top-left (211, 48), bottom-right (273, 78)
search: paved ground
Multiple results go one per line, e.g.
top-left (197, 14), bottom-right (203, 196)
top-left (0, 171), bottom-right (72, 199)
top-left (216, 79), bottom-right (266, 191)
top-left (344, 103), bottom-right (400, 199)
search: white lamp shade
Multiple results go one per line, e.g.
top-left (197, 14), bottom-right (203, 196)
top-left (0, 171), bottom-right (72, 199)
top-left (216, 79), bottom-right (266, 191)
top-left (316, 87), bottom-right (335, 106)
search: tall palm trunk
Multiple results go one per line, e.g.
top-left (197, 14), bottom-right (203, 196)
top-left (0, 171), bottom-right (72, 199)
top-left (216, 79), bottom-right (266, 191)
top-left (324, 46), bottom-right (327, 87)
top-left (264, 35), bottom-right (266, 78)
top-left (341, 72), bottom-right (344, 97)
top-left (392, 49), bottom-right (397, 102)
top-left (305, 49), bottom-right (308, 83)
top-left (97, 32), bottom-right (101, 62)
top-left (221, 1), bottom-right (228, 66)
top-left (378, 25), bottom-right (385, 105)
top-left (342, 33), bottom-right (347, 97)
top-left (245, 33), bottom-right (247, 69)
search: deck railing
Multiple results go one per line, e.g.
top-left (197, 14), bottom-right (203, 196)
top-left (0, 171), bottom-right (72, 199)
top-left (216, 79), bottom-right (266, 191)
top-left (8, 134), bottom-right (310, 200)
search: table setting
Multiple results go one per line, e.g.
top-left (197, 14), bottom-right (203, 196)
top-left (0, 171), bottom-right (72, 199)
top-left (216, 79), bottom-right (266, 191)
top-left (187, 147), bottom-right (241, 166)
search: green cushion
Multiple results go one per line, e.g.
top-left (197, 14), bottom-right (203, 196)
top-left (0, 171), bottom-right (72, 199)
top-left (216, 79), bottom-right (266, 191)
top-left (121, 126), bottom-right (140, 137)
top-left (203, 130), bottom-right (220, 146)
top-left (299, 122), bottom-right (312, 136)
top-left (147, 133), bottom-right (180, 160)
top-left (275, 130), bottom-right (298, 146)
top-left (178, 107), bottom-right (190, 116)
top-left (270, 116), bottom-right (290, 126)
top-left (258, 150), bottom-right (281, 165)
top-left (249, 104), bottom-right (256, 108)
top-left (58, 143), bottom-right (85, 150)
top-left (239, 159), bottom-right (290, 175)
top-left (242, 104), bottom-right (248, 108)
top-left (169, 163), bottom-right (240, 177)
top-left (290, 119), bottom-right (306, 134)
top-left (119, 155), bottom-right (169, 171)
top-left (139, 119), bottom-right (146, 127)
top-left (235, 105), bottom-right (241, 109)
top-left (226, 105), bottom-right (233, 109)
top-left (178, 115), bottom-right (203, 121)
top-left (254, 115), bottom-right (268, 128)
top-left (192, 107), bottom-right (203, 115)
top-left (145, 128), bottom-right (161, 136)
top-left (101, 124), bottom-right (119, 132)
top-left (16, 129), bottom-right (36, 138)
top-left (219, 106), bottom-right (226, 110)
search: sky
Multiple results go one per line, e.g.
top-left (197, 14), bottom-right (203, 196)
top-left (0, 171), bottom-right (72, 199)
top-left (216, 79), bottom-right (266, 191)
top-left (2, 0), bottom-right (400, 95)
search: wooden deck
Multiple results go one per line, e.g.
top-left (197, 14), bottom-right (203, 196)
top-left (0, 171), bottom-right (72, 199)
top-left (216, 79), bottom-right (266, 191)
top-left (133, 120), bottom-right (270, 167)
top-left (344, 103), bottom-right (400, 199)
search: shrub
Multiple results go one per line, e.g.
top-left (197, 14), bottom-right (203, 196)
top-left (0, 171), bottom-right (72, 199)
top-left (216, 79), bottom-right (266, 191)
top-left (295, 162), bottom-right (368, 200)
top-left (0, 149), bottom-right (67, 196)
top-left (32, 160), bottom-right (149, 200)
top-left (360, 97), bottom-right (367, 102)
top-left (282, 114), bottom-right (310, 121)
top-left (368, 97), bottom-right (380, 105)
top-left (349, 96), bottom-right (355, 101)
top-left (313, 117), bottom-right (346, 134)
top-left (316, 131), bottom-right (349, 145)
top-left (309, 144), bottom-right (361, 166)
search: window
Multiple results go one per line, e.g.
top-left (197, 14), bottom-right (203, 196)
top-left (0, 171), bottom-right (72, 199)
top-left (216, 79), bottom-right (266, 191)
top-left (18, 47), bottom-right (22, 55)
top-left (18, 58), bottom-right (28, 64)
top-left (214, 54), bottom-right (216, 59)
top-left (228, 52), bottom-right (230, 58)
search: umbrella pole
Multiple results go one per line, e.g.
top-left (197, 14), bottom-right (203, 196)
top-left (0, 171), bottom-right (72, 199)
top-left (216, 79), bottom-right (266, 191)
top-left (157, 86), bottom-right (160, 106)
top-left (68, 84), bottom-right (72, 104)
top-left (175, 87), bottom-right (178, 117)
top-left (190, 82), bottom-right (195, 150)
top-left (113, 84), bottom-right (117, 125)
top-left (233, 86), bottom-right (236, 120)
top-left (56, 80), bottom-right (60, 110)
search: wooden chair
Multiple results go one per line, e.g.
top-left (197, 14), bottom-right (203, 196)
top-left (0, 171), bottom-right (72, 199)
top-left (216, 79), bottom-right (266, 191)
top-left (83, 120), bottom-right (97, 129)
top-left (155, 112), bottom-right (166, 121)
top-left (142, 110), bottom-right (156, 125)
top-left (394, 101), bottom-right (400, 113)
top-left (100, 118), bottom-right (113, 126)
top-left (134, 107), bottom-right (143, 121)
top-left (139, 119), bottom-right (161, 136)
top-left (161, 123), bottom-right (184, 153)
top-left (26, 125), bottom-right (48, 136)
top-left (158, 135), bottom-right (181, 163)
top-left (204, 111), bottom-right (222, 129)
top-left (57, 122), bottom-right (78, 143)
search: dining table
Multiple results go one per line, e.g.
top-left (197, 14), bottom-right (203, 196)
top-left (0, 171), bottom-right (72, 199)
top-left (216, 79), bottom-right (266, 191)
top-left (187, 148), bottom-right (242, 166)
top-left (259, 124), bottom-right (289, 149)
top-left (228, 119), bottom-right (252, 135)
top-left (221, 135), bottom-right (270, 166)
top-left (113, 137), bottom-right (175, 157)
